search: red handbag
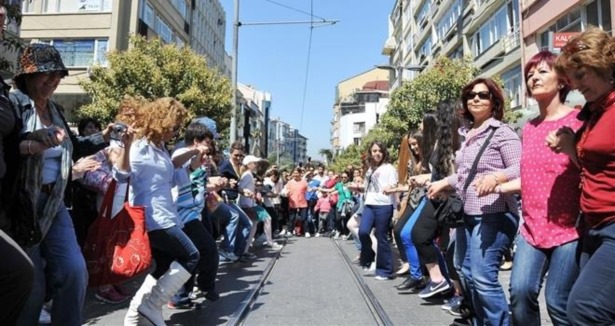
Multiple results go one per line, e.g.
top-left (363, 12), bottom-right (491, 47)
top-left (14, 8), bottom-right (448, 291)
top-left (83, 179), bottom-right (152, 287)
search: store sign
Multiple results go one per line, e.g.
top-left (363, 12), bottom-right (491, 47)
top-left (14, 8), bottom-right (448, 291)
top-left (553, 32), bottom-right (579, 48)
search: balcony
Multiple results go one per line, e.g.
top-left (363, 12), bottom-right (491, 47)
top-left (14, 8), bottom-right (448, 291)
top-left (501, 27), bottom-right (520, 54)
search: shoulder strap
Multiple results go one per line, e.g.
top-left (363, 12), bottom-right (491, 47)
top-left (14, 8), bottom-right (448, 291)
top-left (462, 127), bottom-right (498, 193)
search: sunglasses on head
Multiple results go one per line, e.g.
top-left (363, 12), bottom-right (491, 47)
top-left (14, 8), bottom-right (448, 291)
top-left (465, 91), bottom-right (491, 101)
top-left (561, 41), bottom-right (590, 55)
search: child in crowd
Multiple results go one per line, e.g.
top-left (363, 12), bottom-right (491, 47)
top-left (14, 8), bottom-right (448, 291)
top-left (314, 192), bottom-right (332, 237)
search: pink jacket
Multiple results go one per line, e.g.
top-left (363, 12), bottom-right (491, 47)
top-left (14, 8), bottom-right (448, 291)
top-left (315, 197), bottom-right (332, 213)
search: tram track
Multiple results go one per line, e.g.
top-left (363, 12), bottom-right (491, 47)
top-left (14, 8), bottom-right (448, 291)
top-left (225, 239), bottom-right (285, 326)
top-left (332, 238), bottom-right (394, 326)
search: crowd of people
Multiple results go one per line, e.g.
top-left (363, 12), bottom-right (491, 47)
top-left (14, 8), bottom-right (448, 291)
top-left (0, 9), bottom-right (613, 325)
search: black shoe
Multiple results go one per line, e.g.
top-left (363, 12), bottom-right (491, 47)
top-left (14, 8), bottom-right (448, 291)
top-left (205, 290), bottom-right (220, 301)
top-left (395, 277), bottom-right (423, 291)
top-left (450, 317), bottom-right (472, 326)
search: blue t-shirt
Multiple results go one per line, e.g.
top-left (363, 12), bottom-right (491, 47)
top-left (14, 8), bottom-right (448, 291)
top-left (306, 179), bottom-right (321, 201)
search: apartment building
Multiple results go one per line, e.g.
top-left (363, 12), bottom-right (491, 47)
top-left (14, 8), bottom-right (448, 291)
top-left (237, 83), bottom-right (271, 157)
top-left (520, 0), bottom-right (612, 108)
top-left (0, 0), bottom-right (25, 79)
top-left (338, 82), bottom-right (389, 149)
top-left (191, 0), bottom-right (226, 73)
top-left (330, 68), bottom-right (389, 153)
top-left (383, 0), bottom-right (523, 108)
top-left (18, 0), bottom-right (209, 119)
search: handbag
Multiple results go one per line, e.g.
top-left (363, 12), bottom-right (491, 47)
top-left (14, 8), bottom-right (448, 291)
top-left (434, 127), bottom-right (498, 228)
top-left (83, 179), bottom-right (152, 287)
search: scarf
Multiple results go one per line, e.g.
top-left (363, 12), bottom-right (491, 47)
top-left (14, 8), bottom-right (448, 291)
top-left (10, 89), bottom-right (73, 246)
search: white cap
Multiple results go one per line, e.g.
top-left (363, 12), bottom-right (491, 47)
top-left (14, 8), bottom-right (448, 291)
top-left (242, 155), bottom-right (263, 166)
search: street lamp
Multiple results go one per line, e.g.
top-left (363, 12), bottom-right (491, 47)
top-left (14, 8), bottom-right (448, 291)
top-left (375, 64), bottom-right (426, 87)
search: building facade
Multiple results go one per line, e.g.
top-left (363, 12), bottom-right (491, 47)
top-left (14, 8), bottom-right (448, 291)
top-left (383, 0), bottom-right (523, 108)
top-left (330, 68), bottom-right (389, 153)
top-left (338, 85), bottom-right (389, 150)
top-left (0, 0), bottom-right (25, 79)
top-left (520, 0), bottom-right (612, 109)
top-left (237, 83), bottom-right (272, 157)
top-left (18, 0), bottom-right (218, 120)
top-left (191, 0), bottom-right (226, 73)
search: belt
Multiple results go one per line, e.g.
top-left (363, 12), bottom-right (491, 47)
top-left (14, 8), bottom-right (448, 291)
top-left (41, 182), bottom-right (56, 195)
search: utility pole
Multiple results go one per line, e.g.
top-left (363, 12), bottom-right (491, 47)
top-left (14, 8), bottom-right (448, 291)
top-left (228, 0), bottom-right (338, 145)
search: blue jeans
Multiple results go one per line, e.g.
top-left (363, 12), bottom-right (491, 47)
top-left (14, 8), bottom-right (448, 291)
top-left (359, 204), bottom-right (394, 277)
top-left (509, 235), bottom-right (578, 326)
top-left (457, 212), bottom-right (518, 326)
top-left (148, 225), bottom-right (200, 278)
top-left (17, 197), bottom-right (87, 326)
top-left (400, 198), bottom-right (426, 280)
top-left (567, 222), bottom-right (615, 325)
top-left (210, 202), bottom-right (251, 255)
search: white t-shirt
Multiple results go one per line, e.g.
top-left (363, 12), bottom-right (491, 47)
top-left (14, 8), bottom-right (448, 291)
top-left (263, 177), bottom-right (283, 207)
top-left (238, 170), bottom-right (256, 208)
top-left (364, 163), bottom-right (398, 206)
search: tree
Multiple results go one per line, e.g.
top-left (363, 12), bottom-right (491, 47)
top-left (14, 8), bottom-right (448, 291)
top-left (330, 144), bottom-right (364, 173)
top-left (78, 35), bottom-right (232, 129)
top-left (0, 1), bottom-right (28, 72)
top-left (318, 148), bottom-right (333, 166)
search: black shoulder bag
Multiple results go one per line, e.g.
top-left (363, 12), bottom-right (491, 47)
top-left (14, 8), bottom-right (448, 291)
top-left (433, 127), bottom-right (498, 228)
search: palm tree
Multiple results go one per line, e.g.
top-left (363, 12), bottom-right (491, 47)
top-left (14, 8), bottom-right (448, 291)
top-left (319, 148), bottom-right (333, 166)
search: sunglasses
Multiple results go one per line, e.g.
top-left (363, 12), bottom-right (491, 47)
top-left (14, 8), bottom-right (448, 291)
top-left (465, 91), bottom-right (491, 101)
top-left (561, 41), bottom-right (590, 55)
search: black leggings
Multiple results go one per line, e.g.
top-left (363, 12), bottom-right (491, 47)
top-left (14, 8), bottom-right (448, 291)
top-left (393, 203), bottom-right (415, 263)
top-left (411, 199), bottom-right (443, 264)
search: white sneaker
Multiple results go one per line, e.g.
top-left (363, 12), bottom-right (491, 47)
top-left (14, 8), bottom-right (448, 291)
top-left (278, 229), bottom-right (287, 236)
top-left (268, 242), bottom-right (283, 250)
top-left (305, 232), bottom-right (311, 238)
top-left (333, 231), bottom-right (340, 239)
top-left (39, 307), bottom-right (51, 325)
top-left (315, 233), bottom-right (321, 237)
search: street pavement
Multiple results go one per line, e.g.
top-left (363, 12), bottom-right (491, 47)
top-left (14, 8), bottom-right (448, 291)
top-left (80, 236), bottom-right (552, 326)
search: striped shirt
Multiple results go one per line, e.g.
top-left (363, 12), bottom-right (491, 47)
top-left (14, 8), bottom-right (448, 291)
top-left (175, 167), bottom-right (207, 224)
top-left (446, 118), bottom-right (521, 216)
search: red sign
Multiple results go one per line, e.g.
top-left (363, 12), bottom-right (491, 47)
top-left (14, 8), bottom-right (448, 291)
top-left (553, 32), bottom-right (580, 48)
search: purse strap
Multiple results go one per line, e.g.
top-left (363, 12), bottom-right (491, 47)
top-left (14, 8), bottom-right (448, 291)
top-left (100, 179), bottom-right (130, 219)
top-left (462, 126), bottom-right (498, 194)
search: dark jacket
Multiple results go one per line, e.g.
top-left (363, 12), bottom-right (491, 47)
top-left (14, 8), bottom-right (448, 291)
top-left (218, 159), bottom-right (240, 201)
top-left (0, 80), bottom-right (17, 232)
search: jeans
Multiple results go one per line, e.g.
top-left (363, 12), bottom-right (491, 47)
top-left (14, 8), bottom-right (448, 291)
top-left (457, 212), bottom-right (518, 326)
top-left (393, 202), bottom-right (415, 263)
top-left (400, 198), bottom-right (426, 280)
top-left (210, 202), bottom-right (251, 255)
top-left (509, 235), bottom-right (578, 326)
top-left (567, 222), bottom-right (615, 325)
top-left (359, 204), bottom-right (394, 277)
top-left (17, 198), bottom-right (87, 326)
top-left (148, 225), bottom-right (200, 279)
top-left (171, 219), bottom-right (219, 305)
top-left (288, 207), bottom-right (307, 232)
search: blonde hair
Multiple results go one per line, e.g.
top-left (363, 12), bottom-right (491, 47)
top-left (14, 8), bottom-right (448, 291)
top-left (116, 95), bottom-right (147, 125)
top-left (555, 27), bottom-right (615, 81)
top-left (134, 97), bottom-right (188, 145)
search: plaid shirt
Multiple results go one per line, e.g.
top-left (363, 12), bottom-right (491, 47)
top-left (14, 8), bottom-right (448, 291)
top-left (446, 118), bottom-right (521, 216)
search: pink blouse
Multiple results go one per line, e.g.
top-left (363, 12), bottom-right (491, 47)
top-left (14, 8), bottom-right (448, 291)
top-left (520, 110), bottom-right (583, 249)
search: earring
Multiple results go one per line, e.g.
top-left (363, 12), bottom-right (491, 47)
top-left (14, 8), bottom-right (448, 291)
top-left (558, 84), bottom-right (564, 89)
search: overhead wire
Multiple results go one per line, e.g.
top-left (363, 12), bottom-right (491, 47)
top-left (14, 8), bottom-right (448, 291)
top-left (263, 0), bottom-right (327, 21)
top-left (298, 0), bottom-right (314, 132)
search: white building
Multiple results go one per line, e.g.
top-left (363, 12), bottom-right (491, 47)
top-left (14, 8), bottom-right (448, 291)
top-left (338, 88), bottom-right (389, 149)
top-left (237, 83), bottom-right (271, 157)
top-left (191, 0), bottom-right (226, 73)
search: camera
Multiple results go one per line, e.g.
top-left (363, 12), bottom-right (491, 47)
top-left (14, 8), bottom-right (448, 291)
top-left (110, 122), bottom-right (128, 140)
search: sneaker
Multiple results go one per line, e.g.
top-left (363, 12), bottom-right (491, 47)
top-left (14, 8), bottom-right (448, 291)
top-left (278, 229), bottom-right (287, 236)
top-left (242, 252), bottom-right (257, 259)
top-left (333, 231), bottom-right (340, 239)
top-left (450, 317), bottom-right (473, 326)
top-left (305, 232), bottom-right (311, 238)
top-left (351, 255), bottom-right (361, 264)
top-left (500, 261), bottom-right (513, 271)
top-left (442, 295), bottom-right (463, 311)
top-left (418, 279), bottom-right (451, 299)
top-left (375, 275), bottom-right (394, 281)
top-left (448, 302), bottom-right (463, 316)
top-left (219, 249), bottom-right (239, 262)
top-left (395, 276), bottom-right (424, 291)
top-left (95, 286), bottom-right (129, 304)
top-left (39, 307), bottom-right (51, 325)
top-left (315, 232), bottom-right (321, 237)
top-left (267, 242), bottom-right (283, 250)
top-left (167, 300), bottom-right (194, 309)
top-left (189, 289), bottom-right (202, 300)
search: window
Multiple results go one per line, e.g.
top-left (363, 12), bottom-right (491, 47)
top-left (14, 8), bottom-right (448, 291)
top-left (538, 8), bottom-right (583, 50)
top-left (501, 65), bottom-right (522, 108)
top-left (142, 1), bottom-right (154, 27)
top-left (353, 122), bottom-right (365, 134)
top-left (448, 45), bottom-right (464, 59)
top-left (22, 0), bottom-right (35, 13)
top-left (418, 34), bottom-right (433, 58)
top-left (44, 0), bottom-right (112, 13)
top-left (155, 16), bottom-right (173, 43)
top-left (586, 0), bottom-right (611, 33)
top-left (353, 138), bottom-right (361, 146)
top-left (42, 39), bottom-right (109, 67)
top-left (473, 0), bottom-right (519, 56)
top-left (436, 0), bottom-right (462, 40)
top-left (172, 0), bottom-right (189, 20)
top-left (415, 0), bottom-right (431, 31)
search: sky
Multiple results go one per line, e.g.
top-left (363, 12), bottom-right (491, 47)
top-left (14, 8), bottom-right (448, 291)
top-left (220, 0), bottom-right (393, 161)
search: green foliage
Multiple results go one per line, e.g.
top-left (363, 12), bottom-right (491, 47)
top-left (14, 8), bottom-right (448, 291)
top-left (78, 35), bottom-right (232, 129)
top-left (318, 148), bottom-right (333, 165)
top-left (0, 1), bottom-right (27, 72)
top-left (330, 144), bottom-right (364, 173)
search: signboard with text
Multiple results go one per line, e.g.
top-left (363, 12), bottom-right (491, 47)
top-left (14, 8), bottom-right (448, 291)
top-left (553, 32), bottom-right (580, 48)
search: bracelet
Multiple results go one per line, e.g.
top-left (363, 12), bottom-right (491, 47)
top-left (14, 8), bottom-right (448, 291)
top-left (27, 140), bottom-right (33, 155)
